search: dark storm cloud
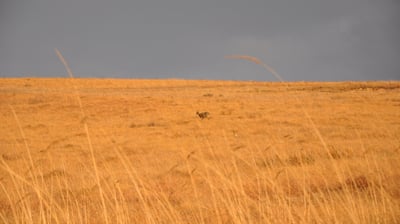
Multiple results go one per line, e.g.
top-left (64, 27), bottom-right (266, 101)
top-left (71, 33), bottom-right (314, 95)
top-left (0, 0), bottom-right (399, 80)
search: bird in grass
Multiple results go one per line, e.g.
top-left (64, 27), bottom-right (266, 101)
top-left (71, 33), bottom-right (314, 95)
top-left (196, 111), bottom-right (210, 119)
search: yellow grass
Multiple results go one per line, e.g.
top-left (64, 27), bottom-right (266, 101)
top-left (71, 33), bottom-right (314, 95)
top-left (0, 52), bottom-right (399, 223)
top-left (1, 76), bottom-right (399, 223)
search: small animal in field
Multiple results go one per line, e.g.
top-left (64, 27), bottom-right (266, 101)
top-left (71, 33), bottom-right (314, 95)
top-left (196, 111), bottom-right (210, 120)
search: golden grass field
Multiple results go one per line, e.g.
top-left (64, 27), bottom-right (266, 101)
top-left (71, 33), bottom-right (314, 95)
top-left (0, 78), bottom-right (399, 223)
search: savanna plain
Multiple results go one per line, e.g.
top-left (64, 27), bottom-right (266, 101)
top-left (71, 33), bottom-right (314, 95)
top-left (0, 78), bottom-right (399, 223)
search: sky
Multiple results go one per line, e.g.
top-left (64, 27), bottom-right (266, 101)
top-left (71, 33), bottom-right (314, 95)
top-left (0, 0), bottom-right (399, 81)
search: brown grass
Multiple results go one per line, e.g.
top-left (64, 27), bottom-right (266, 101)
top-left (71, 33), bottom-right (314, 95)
top-left (0, 54), bottom-right (399, 223)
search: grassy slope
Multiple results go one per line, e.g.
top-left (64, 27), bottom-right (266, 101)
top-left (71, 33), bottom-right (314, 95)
top-left (0, 78), bottom-right (399, 223)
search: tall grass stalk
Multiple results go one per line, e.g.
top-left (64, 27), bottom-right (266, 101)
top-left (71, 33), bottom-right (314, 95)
top-left (55, 48), bottom-right (110, 224)
top-left (225, 54), bottom-right (344, 180)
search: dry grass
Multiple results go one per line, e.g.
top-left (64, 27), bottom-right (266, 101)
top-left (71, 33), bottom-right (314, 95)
top-left (0, 54), bottom-right (399, 223)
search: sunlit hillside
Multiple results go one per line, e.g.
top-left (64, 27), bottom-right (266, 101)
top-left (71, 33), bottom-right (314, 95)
top-left (0, 78), bottom-right (399, 223)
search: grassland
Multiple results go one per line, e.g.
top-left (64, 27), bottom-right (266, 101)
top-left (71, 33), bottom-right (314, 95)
top-left (0, 78), bottom-right (399, 223)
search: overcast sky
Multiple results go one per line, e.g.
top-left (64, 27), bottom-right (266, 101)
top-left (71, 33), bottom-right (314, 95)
top-left (1, 0), bottom-right (399, 81)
